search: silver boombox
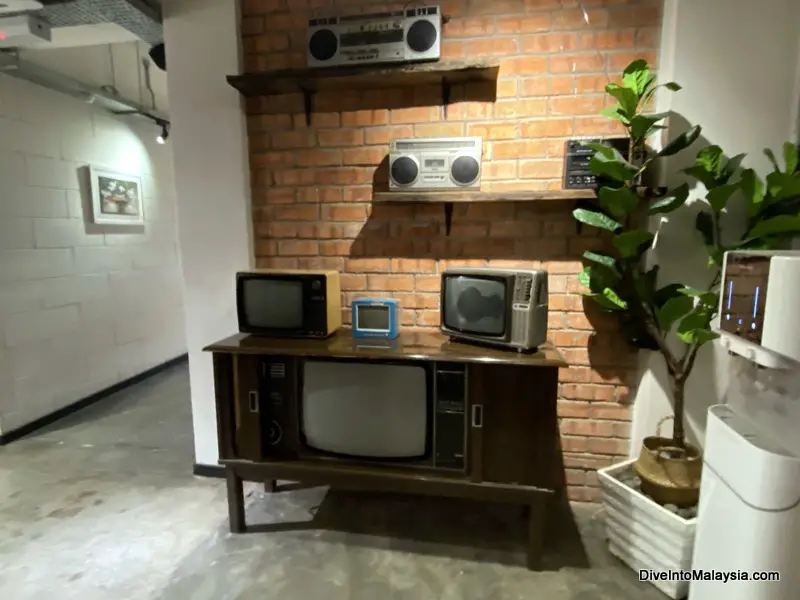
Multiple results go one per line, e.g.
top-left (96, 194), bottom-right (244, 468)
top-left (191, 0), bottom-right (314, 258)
top-left (389, 137), bottom-right (483, 191)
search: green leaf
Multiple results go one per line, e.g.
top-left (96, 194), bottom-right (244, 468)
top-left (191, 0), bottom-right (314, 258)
top-left (630, 113), bottom-right (668, 140)
top-left (605, 83), bottom-right (639, 118)
top-left (768, 172), bottom-right (800, 200)
top-left (784, 142), bottom-right (799, 175)
top-left (678, 328), bottom-right (719, 346)
top-left (583, 251), bottom-right (617, 270)
top-left (664, 82), bottom-right (682, 91)
top-left (658, 295), bottom-right (694, 331)
top-left (654, 283), bottom-right (684, 308)
top-left (642, 75), bottom-right (657, 95)
top-left (599, 105), bottom-right (631, 125)
top-left (602, 288), bottom-right (628, 309)
top-left (658, 125), bottom-right (701, 157)
top-left (635, 266), bottom-right (659, 303)
top-left (590, 293), bottom-right (627, 311)
top-left (695, 212), bottom-right (715, 246)
top-left (764, 148), bottom-right (781, 172)
top-left (648, 182), bottom-right (690, 215)
top-left (598, 186), bottom-right (638, 219)
top-left (613, 230), bottom-right (654, 258)
top-left (589, 148), bottom-right (638, 183)
top-left (741, 168), bottom-right (766, 217)
top-left (578, 265), bottom-right (620, 293)
top-left (707, 183), bottom-right (739, 212)
top-left (721, 153), bottom-right (747, 183)
top-left (573, 208), bottom-right (622, 232)
top-left (677, 307), bottom-right (719, 346)
top-left (678, 287), bottom-right (719, 307)
top-left (696, 145), bottom-right (724, 178)
top-left (622, 59), bottom-right (650, 96)
top-left (684, 165), bottom-right (719, 189)
top-left (748, 215), bottom-right (800, 239)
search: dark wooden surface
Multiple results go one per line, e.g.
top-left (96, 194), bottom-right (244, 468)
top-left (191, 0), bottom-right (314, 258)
top-left (472, 364), bottom-right (561, 490)
top-left (212, 353), bottom-right (235, 460)
top-left (373, 190), bottom-right (597, 203)
top-left (227, 59), bottom-right (499, 97)
top-left (234, 355), bottom-right (262, 461)
top-left (205, 329), bottom-right (567, 368)
top-left (224, 459), bottom-right (552, 504)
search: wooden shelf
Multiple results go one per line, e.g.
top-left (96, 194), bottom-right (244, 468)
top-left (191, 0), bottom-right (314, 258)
top-left (373, 190), bottom-right (597, 203)
top-left (226, 59), bottom-right (499, 97)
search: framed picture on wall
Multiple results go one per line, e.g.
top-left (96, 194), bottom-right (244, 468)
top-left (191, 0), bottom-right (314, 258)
top-left (89, 167), bottom-right (144, 226)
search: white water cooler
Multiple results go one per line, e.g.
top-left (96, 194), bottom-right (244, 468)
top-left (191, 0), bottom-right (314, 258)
top-left (690, 251), bottom-right (800, 599)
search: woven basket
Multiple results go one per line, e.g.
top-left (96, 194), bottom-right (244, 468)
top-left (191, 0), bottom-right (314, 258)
top-left (634, 416), bottom-right (702, 508)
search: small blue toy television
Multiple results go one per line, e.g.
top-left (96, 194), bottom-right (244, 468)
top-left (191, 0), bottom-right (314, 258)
top-left (351, 298), bottom-right (400, 339)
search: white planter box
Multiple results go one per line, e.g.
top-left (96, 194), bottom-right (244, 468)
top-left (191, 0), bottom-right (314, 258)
top-left (598, 458), bottom-right (697, 600)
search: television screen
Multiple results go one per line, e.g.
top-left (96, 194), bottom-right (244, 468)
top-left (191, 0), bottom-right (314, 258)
top-left (443, 275), bottom-right (507, 336)
top-left (302, 360), bottom-right (427, 458)
top-left (356, 305), bottom-right (390, 331)
top-left (242, 278), bottom-right (303, 329)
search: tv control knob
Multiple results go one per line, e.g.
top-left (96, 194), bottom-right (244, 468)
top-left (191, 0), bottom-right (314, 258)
top-left (312, 280), bottom-right (322, 290)
top-left (268, 421), bottom-right (283, 446)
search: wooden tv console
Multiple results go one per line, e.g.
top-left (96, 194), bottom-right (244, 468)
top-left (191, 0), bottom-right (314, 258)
top-left (205, 329), bottom-right (568, 570)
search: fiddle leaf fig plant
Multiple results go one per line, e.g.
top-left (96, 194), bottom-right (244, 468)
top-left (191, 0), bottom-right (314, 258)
top-left (574, 59), bottom-right (800, 450)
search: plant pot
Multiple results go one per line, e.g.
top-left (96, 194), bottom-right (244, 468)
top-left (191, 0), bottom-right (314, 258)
top-left (635, 436), bottom-right (702, 507)
top-left (598, 459), bottom-right (697, 600)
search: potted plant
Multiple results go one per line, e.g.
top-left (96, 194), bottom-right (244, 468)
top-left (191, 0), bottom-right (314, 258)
top-left (577, 59), bottom-right (800, 598)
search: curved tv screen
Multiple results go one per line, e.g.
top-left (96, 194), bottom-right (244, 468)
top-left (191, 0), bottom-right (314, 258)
top-left (443, 275), bottom-right (506, 337)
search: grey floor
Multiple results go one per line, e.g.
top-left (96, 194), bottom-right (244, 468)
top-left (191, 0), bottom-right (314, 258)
top-left (0, 363), bottom-right (666, 599)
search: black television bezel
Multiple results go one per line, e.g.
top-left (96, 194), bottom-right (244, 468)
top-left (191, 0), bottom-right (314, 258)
top-left (236, 272), bottom-right (325, 337)
top-left (440, 272), bottom-right (514, 341)
top-left (294, 357), bottom-right (434, 463)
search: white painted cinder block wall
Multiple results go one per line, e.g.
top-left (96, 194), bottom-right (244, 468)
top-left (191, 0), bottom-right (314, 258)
top-left (629, 0), bottom-right (800, 454)
top-left (0, 72), bottom-right (186, 435)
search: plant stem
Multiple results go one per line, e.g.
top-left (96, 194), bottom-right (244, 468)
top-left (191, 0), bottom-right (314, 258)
top-left (670, 372), bottom-right (687, 448)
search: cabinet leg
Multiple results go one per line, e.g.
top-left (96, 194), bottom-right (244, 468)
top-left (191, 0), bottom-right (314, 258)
top-left (526, 496), bottom-right (546, 571)
top-left (264, 479), bottom-right (277, 494)
top-left (226, 469), bottom-right (246, 533)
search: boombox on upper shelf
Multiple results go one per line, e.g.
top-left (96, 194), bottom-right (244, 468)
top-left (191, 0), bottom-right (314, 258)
top-left (563, 138), bottom-right (630, 189)
top-left (307, 6), bottom-right (441, 68)
top-left (389, 137), bottom-right (483, 191)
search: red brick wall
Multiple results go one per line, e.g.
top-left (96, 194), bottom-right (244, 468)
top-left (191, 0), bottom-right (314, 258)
top-left (240, 0), bottom-right (661, 501)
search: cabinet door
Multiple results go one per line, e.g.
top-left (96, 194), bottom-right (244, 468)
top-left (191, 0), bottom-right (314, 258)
top-left (233, 354), bottom-right (262, 461)
top-left (468, 364), bottom-right (560, 489)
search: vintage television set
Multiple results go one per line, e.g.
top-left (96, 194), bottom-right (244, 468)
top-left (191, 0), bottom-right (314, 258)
top-left (440, 267), bottom-right (549, 352)
top-left (236, 269), bottom-right (341, 339)
top-left (237, 356), bottom-right (470, 473)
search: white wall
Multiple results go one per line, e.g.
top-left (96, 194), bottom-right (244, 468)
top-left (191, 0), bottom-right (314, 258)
top-left (0, 73), bottom-right (185, 435)
top-left (162, 0), bottom-right (253, 466)
top-left (630, 0), bottom-right (800, 453)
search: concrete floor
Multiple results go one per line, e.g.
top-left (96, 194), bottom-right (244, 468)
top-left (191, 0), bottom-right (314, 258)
top-left (0, 362), bottom-right (666, 599)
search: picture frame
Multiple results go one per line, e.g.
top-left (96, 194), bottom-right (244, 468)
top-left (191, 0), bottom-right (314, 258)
top-left (89, 167), bottom-right (144, 226)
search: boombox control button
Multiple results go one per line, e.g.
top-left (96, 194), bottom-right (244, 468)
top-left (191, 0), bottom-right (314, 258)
top-left (268, 421), bottom-right (283, 446)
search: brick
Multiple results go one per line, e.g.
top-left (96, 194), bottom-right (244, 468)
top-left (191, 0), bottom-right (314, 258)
top-left (494, 99), bottom-right (547, 119)
top-left (558, 401), bottom-right (591, 418)
top-left (296, 149), bottom-right (342, 167)
top-left (523, 33), bottom-right (578, 53)
top-left (491, 140), bottom-right (548, 160)
top-left (496, 79), bottom-right (518, 98)
top-left (271, 131), bottom-right (315, 149)
top-left (550, 53), bottom-right (606, 73)
top-left (255, 33), bottom-right (290, 53)
top-left (415, 275), bottom-right (441, 292)
top-left (467, 38), bottom-right (519, 56)
top-left (242, 0), bottom-right (286, 14)
top-left (365, 125), bottom-right (414, 145)
top-left (278, 240), bottom-right (318, 256)
top-left (346, 258), bottom-right (391, 273)
top-left (444, 17), bottom-right (495, 37)
top-left (441, 40), bottom-right (467, 58)
top-left (489, 220), bottom-right (540, 237)
top-left (568, 486), bottom-right (601, 502)
top-left (300, 111), bottom-right (341, 128)
top-left (560, 384), bottom-right (596, 401)
top-left (553, 8), bottom-right (608, 30)
top-left (575, 74), bottom-right (613, 94)
top-left (340, 274), bottom-right (367, 291)
top-left (583, 29), bottom-right (637, 50)
top-left (259, 257), bottom-right (297, 269)
top-left (241, 16), bottom-right (264, 36)
top-left (393, 293), bottom-right (439, 310)
top-left (342, 147), bottom-right (386, 166)
top-left (318, 240), bottom-right (355, 257)
top-left (322, 205), bottom-right (368, 222)
top-left (565, 468), bottom-right (586, 486)
top-left (256, 113), bottom-right (292, 131)
top-left (522, 118), bottom-right (573, 138)
top-left (416, 311), bottom-right (441, 327)
top-left (297, 188), bottom-right (342, 204)
top-left (608, 50), bottom-right (657, 72)
top-left (496, 15), bottom-right (551, 33)
top-left (591, 404), bottom-right (632, 421)
top-left (482, 161), bottom-right (518, 180)
top-left (521, 76), bottom-right (575, 97)
top-left (574, 115), bottom-right (624, 135)
top-left (608, 5), bottom-right (661, 27)
top-left (561, 436), bottom-right (588, 453)
top-left (341, 110), bottom-right (389, 127)
top-left (467, 122), bottom-right (519, 140)
top-left (637, 26), bottom-right (660, 49)
top-left (272, 205), bottom-right (319, 221)
top-left (315, 168), bottom-right (373, 185)
top-left (297, 257), bottom-right (346, 271)
top-left (318, 129), bottom-right (363, 147)
top-left (566, 312), bottom-right (593, 330)
top-left (551, 95), bottom-right (605, 116)
top-left (413, 123), bottom-right (466, 138)
top-left (255, 239), bottom-right (277, 256)
top-left (519, 159), bottom-right (562, 179)
top-left (446, 102), bottom-right (493, 121)
top-left (501, 57), bottom-right (548, 76)
top-left (251, 150), bottom-right (293, 169)
top-left (440, 259), bottom-right (487, 270)
top-left (559, 366), bottom-right (592, 383)
top-left (391, 259), bottom-right (437, 274)
top-left (367, 274), bottom-right (414, 292)
top-left (390, 106), bottom-right (439, 124)
top-left (587, 437), bottom-right (628, 456)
